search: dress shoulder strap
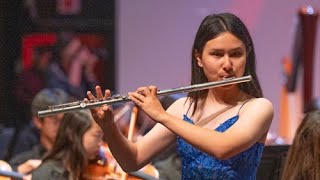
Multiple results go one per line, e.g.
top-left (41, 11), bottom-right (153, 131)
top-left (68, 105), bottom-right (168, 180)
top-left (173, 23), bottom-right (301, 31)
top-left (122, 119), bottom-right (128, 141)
top-left (237, 98), bottom-right (252, 115)
top-left (195, 105), bottom-right (234, 127)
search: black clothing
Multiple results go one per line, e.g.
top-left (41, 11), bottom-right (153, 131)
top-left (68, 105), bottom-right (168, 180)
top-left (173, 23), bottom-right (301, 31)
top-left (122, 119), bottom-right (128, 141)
top-left (10, 123), bottom-right (40, 157)
top-left (31, 160), bottom-right (69, 180)
top-left (9, 144), bottom-right (47, 172)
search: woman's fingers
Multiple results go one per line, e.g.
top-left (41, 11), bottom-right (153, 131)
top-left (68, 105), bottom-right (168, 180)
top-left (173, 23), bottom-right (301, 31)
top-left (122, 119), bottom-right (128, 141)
top-left (139, 87), bottom-right (152, 95)
top-left (87, 90), bottom-right (96, 101)
top-left (149, 86), bottom-right (158, 95)
top-left (132, 91), bottom-right (148, 103)
top-left (128, 92), bottom-right (143, 106)
top-left (84, 97), bottom-right (98, 114)
top-left (95, 86), bottom-right (104, 99)
top-left (104, 89), bottom-right (111, 100)
top-left (86, 86), bottom-right (107, 114)
top-left (129, 86), bottom-right (158, 104)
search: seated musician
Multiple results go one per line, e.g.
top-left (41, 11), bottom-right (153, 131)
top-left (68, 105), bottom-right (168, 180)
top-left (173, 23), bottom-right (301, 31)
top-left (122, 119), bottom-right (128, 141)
top-left (9, 88), bottom-right (69, 174)
top-left (31, 110), bottom-right (105, 180)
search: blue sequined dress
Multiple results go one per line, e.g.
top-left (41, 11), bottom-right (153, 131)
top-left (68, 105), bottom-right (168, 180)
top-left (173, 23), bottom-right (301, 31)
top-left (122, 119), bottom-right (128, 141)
top-left (176, 115), bottom-right (264, 180)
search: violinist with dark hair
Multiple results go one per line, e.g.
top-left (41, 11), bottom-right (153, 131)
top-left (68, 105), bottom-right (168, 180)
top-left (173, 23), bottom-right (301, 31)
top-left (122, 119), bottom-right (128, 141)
top-left (31, 110), bottom-right (105, 180)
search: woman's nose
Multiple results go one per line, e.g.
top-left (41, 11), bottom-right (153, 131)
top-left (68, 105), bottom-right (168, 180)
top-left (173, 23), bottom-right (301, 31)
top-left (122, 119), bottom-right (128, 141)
top-left (98, 138), bottom-right (104, 146)
top-left (222, 55), bottom-right (232, 70)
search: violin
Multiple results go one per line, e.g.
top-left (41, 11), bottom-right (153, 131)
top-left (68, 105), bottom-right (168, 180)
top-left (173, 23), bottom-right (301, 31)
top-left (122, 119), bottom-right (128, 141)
top-left (82, 144), bottom-right (159, 180)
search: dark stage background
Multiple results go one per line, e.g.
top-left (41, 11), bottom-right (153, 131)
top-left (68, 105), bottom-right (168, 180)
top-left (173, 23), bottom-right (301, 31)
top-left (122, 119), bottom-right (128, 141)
top-left (0, 0), bottom-right (115, 126)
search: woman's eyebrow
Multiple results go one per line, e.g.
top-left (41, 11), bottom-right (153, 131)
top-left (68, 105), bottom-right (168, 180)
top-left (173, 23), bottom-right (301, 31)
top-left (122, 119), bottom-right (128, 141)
top-left (209, 47), bottom-right (244, 52)
top-left (229, 47), bottom-right (244, 51)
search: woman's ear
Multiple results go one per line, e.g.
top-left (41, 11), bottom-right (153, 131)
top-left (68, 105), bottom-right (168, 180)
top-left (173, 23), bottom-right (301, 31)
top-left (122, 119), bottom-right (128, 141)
top-left (194, 50), bottom-right (203, 67)
top-left (32, 117), bottom-right (43, 129)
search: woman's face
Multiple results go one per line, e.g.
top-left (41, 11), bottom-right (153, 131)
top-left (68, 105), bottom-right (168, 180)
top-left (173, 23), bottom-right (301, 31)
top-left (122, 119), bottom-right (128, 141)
top-left (37, 113), bottom-right (64, 145)
top-left (82, 121), bottom-right (103, 160)
top-left (196, 32), bottom-right (247, 83)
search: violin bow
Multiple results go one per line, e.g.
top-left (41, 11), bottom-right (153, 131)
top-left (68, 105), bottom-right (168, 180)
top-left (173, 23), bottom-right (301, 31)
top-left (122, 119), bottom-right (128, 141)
top-left (120, 106), bottom-right (138, 180)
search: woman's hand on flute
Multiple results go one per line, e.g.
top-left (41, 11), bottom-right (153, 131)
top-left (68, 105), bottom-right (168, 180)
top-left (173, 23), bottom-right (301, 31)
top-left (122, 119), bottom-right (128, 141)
top-left (86, 86), bottom-right (114, 127)
top-left (128, 86), bottom-right (169, 123)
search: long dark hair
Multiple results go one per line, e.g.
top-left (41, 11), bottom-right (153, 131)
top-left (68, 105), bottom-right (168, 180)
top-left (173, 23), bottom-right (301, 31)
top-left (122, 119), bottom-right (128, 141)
top-left (188, 13), bottom-right (263, 116)
top-left (43, 110), bottom-right (93, 179)
top-left (281, 111), bottom-right (320, 180)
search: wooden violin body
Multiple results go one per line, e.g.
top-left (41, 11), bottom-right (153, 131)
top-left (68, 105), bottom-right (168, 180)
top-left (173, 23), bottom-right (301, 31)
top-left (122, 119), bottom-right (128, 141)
top-left (82, 144), bottom-right (159, 180)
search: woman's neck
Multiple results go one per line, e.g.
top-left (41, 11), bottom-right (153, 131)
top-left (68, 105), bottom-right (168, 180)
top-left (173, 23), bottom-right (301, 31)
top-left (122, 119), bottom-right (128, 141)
top-left (207, 86), bottom-right (248, 105)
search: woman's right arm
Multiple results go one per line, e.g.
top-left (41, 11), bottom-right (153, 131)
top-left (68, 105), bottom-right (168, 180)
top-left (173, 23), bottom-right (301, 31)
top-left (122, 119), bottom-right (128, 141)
top-left (87, 87), bottom-right (178, 172)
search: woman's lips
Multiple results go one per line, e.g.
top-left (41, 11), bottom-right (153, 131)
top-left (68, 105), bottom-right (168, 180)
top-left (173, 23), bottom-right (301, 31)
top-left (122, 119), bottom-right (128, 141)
top-left (222, 76), bottom-right (235, 80)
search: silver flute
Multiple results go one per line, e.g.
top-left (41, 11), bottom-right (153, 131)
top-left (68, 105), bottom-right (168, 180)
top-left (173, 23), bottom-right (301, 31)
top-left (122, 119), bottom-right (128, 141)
top-left (38, 75), bottom-right (252, 117)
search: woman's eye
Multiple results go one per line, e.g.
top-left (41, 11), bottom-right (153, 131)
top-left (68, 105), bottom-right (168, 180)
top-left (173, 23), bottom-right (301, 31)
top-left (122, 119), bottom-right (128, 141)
top-left (230, 51), bottom-right (243, 57)
top-left (94, 132), bottom-right (103, 139)
top-left (212, 52), bottom-right (223, 57)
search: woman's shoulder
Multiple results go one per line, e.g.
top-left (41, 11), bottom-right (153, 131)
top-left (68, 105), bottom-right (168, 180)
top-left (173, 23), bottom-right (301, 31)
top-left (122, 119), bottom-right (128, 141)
top-left (166, 97), bottom-right (191, 117)
top-left (32, 160), bottom-right (62, 172)
top-left (240, 97), bottom-right (274, 118)
top-left (173, 96), bottom-right (189, 104)
top-left (247, 97), bottom-right (273, 108)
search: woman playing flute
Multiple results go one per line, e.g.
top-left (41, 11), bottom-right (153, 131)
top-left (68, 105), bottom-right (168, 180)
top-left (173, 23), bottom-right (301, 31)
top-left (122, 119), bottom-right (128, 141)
top-left (87, 12), bottom-right (274, 180)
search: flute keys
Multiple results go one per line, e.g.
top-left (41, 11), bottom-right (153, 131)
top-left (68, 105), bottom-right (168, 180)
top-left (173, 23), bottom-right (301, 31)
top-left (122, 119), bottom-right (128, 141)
top-left (80, 102), bottom-right (87, 108)
top-left (112, 94), bottom-right (122, 99)
top-left (111, 94), bottom-right (128, 100)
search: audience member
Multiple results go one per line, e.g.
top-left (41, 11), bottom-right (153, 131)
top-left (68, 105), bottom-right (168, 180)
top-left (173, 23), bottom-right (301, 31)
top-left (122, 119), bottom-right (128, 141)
top-left (14, 46), bottom-right (52, 128)
top-left (47, 31), bottom-right (99, 100)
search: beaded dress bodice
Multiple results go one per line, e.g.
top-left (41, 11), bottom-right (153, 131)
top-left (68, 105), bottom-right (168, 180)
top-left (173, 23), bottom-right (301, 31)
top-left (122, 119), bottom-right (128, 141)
top-left (176, 115), bottom-right (264, 180)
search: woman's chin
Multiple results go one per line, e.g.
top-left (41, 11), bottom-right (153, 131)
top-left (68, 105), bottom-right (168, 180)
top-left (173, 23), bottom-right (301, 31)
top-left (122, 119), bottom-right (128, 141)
top-left (88, 153), bottom-right (98, 160)
top-left (218, 84), bottom-right (235, 90)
